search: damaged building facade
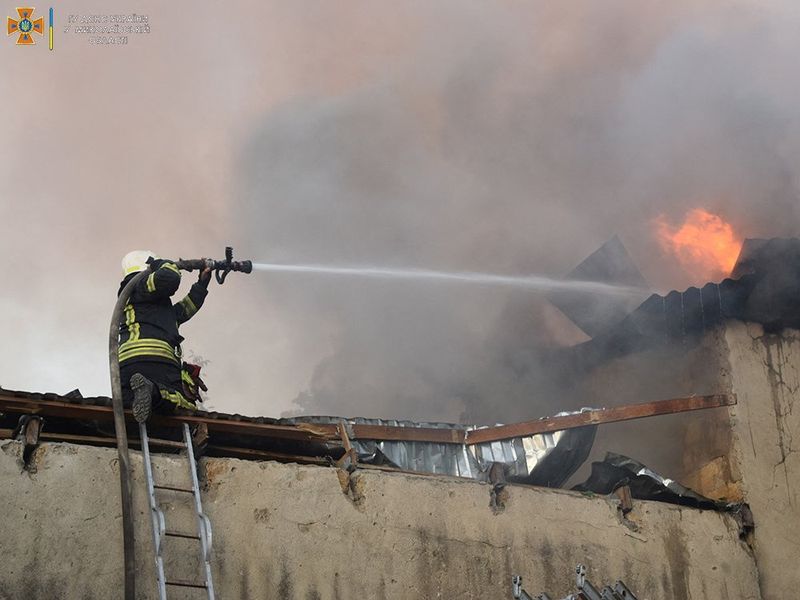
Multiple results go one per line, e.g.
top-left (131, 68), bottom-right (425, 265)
top-left (1, 239), bottom-right (799, 599)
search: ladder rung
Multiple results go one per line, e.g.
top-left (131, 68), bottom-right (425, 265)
top-left (164, 529), bottom-right (201, 540)
top-left (153, 484), bottom-right (194, 494)
top-left (166, 579), bottom-right (207, 589)
top-left (139, 437), bottom-right (187, 450)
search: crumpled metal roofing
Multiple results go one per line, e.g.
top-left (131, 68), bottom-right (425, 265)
top-left (281, 415), bottom-right (597, 487)
top-left (573, 452), bottom-right (733, 510)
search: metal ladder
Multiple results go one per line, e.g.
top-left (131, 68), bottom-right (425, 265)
top-left (140, 423), bottom-right (216, 600)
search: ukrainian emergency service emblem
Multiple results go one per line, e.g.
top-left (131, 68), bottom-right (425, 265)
top-left (7, 7), bottom-right (44, 45)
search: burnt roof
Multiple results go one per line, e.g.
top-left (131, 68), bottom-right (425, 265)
top-left (570, 237), bottom-right (800, 369)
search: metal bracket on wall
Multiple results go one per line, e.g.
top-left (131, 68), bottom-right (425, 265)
top-left (14, 415), bottom-right (43, 469)
top-left (192, 422), bottom-right (210, 460)
top-left (336, 420), bottom-right (358, 472)
top-left (613, 485), bottom-right (633, 515)
top-left (489, 462), bottom-right (508, 512)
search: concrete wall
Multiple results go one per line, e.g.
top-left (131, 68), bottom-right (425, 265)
top-left (724, 322), bottom-right (800, 599)
top-left (571, 321), bottom-right (800, 599)
top-left (0, 440), bottom-right (759, 600)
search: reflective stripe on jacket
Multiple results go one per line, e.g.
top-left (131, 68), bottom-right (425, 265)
top-left (117, 260), bottom-right (208, 366)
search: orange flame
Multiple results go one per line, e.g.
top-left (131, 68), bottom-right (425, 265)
top-left (655, 208), bottom-right (742, 281)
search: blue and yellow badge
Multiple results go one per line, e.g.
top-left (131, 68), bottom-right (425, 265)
top-left (7, 7), bottom-right (44, 45)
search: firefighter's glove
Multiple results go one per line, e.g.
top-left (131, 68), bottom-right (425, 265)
top-left (198, 265), bottom-right (213, 289)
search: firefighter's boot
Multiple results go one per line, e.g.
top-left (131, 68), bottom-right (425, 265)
top-left (130, 373), bottom-right (155, 423)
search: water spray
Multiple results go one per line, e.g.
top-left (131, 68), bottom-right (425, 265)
top-left (252, 262), bottom-right (647, 297)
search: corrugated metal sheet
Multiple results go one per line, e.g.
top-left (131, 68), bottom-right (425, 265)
top-left (281, 414), bottom-right (596, 486)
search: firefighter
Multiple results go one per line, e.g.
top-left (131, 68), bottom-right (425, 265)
top-left (118, 250), bottom-right (211, 423)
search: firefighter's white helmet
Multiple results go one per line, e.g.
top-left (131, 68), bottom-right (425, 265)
top-left (121, 250), bottom-right (158, 276)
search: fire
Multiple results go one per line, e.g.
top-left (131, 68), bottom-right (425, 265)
top-left (655, 208), bottom-right (742, 281)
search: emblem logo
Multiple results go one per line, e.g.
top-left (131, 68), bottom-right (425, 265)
top-left (7, 7), bottom-right (44, 45)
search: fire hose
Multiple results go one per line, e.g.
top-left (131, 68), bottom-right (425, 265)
top-left (108, 246), bottom-right (252, 600)
top-left (175, 245), bottom-right (253, 284)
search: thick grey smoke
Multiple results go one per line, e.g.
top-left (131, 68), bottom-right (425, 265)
top-left (235, 0), bottom-right (800, 421)
top-left (231, 3), bottom-right (800, 419)
top-left (2, 1), bottom-right (800, 421)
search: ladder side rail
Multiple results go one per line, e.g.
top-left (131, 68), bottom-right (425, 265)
top-left (183, 424), bottom-right (216, 600)
top-left (140, 423), bottom-right (168, 600)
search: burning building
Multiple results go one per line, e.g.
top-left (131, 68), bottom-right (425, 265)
top-left (1, 236), bottom-right (799, 599)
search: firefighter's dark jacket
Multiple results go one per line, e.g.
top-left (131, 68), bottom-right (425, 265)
top-left (117, 260), bottom-right (207, 366)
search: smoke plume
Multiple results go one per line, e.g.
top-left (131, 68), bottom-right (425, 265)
top-left (2, 1), bottom-right (800, 421)
top-left (235, 1), bottom-right (800, 420)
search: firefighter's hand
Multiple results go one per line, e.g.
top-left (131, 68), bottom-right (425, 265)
top-left (198, 266), bottom-right (213, 288)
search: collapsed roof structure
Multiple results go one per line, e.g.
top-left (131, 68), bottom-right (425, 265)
top-left (0, 388), bottom-right (734, 493)
top-left (1, 237), bottom-right (799, 599)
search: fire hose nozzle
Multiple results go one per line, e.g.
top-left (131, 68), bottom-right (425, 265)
top-left (176, 246), bottom-right (253, 284)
